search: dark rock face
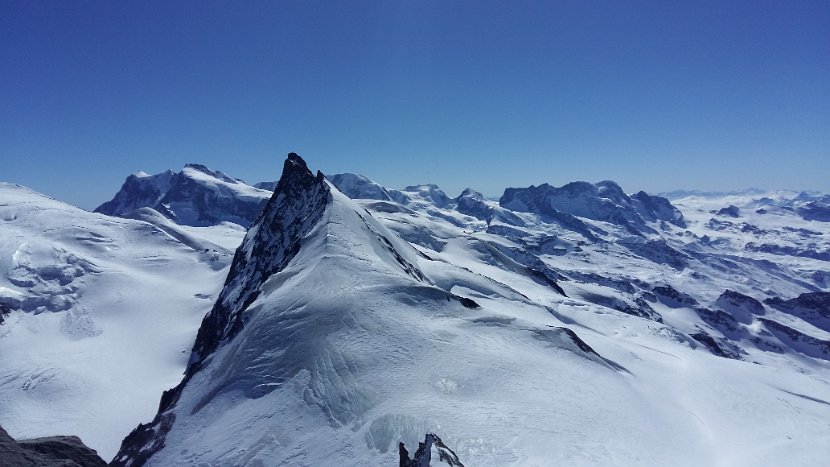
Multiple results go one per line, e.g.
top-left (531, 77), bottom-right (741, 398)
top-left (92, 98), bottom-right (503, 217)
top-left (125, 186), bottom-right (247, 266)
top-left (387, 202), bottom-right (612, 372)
top-left (0, 425), bottom-right (107, 467)
top-left (570, 271), bottom-right (638, 294)
top-left (112, 153), bottom-right (331, 466)
top-left (95, 163), bottom-right (270, 227)
top-left (760, 319), bottom-right (830, 360)
top-left (631, 191), bottom-right (687, 227)
top-left (95, 170), bottom-right (173, 218)
top-left (716, 205), bottom-right (741, 217)
top-left (652, 285), bottom-right (699, 308)
top-left (765, 292), bottom-right (830, 332)
top-left (696, 308), bottom-right (743, 339)
top-left (454, 188), bottom-right (493, 221)
top-left (191, 154), bottom-right (330, 363)
top-left (550, 327), bottom-right (598, 354)
top-left (690, 332), bottom-right (742, 359)
top-left (253, 180), bottom-right (277, 191)
top-left (797, 197), bottom-right (830, 222)
top-left (499, 181), bottom-right (685, 233)
top-left (581, 293), bottom-right (662, 322)
top-left (533, 326), bottom-right (629, 372)
top-left (484, 241), bottom-right (567, 296)
top-left (399, 433), bottom-right (464, 467)
top-left (744, 242), bottom-right (830, 262)
top-left (715, 290), bottom-right (765, 324)
top-left (621, 239), bottom-right (689, 270)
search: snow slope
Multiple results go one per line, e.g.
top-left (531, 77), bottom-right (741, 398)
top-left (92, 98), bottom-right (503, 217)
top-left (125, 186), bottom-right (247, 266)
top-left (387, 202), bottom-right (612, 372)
top-left (0, 183), bottom-right (245, 460)
top-left (113, 157), bottom-right (830, 466)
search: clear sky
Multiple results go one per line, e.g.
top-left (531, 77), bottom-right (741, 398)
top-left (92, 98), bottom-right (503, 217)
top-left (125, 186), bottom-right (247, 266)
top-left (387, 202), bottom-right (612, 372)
top-left (2, 1), bottom-right (828, 209)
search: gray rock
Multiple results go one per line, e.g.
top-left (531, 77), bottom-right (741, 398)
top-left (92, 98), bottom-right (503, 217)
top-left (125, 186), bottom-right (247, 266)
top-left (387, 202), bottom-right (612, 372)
top-left (0, 425), bottom-right (107, 467)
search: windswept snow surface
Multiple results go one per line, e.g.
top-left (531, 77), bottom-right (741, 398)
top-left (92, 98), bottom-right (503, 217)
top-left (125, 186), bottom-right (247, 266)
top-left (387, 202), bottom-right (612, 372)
top-left (113, 161), bottom-right (830, 466)
top-left (0, 183), bottom-right (244, 460)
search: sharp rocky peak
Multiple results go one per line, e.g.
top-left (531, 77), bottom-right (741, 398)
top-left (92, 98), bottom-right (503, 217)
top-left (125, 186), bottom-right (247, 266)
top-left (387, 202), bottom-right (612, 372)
top-left (96, 162), bottom-right (272, 227)
top-left (112, 153), bottom-right (331, 466)
top-left (191, 152), bottom-right (329, 364)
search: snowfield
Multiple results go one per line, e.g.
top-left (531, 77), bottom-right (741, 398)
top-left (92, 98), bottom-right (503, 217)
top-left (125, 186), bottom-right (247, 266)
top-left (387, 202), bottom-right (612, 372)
top-left (2, 156), bottom-right (830, 466)
top-left (0, 183), bottom-right (244, 459)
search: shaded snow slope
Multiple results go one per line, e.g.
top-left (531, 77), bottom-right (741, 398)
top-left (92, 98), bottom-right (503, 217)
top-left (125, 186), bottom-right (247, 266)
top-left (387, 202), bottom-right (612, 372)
top-left (113, 157), bottom-right (830, 466)
top-left (95, 164), bottom-right (272, 227)
top-left (0, 183), bottom-right (243, 460)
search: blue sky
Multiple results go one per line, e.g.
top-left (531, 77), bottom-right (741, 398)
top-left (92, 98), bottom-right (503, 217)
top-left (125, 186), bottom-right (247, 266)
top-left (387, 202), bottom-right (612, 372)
top-left (2, 1), bottom-right (828, 209)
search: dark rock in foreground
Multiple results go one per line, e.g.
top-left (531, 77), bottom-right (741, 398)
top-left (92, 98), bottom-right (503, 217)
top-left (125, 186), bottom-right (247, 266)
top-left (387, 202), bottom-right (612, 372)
top-left (399, 433), bottom-right (464, 467)
top-left (0, 425), bottom-right (106, 467)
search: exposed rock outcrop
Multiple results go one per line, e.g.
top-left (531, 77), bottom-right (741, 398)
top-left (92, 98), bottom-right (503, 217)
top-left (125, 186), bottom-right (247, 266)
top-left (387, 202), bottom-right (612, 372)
top-left (399, 433), bottom-right (464, 467)
top-left (0, 425), bottom-right (106, 467)
top-left (95, 163), bottom-right (272, 227)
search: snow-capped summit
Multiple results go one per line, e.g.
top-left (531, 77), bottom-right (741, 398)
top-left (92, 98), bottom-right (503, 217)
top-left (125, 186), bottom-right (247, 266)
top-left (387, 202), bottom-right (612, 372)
top-left (326, 173), bottom-right (395, 201)
top-left (95, 163), bottom-right (272, 227)
top-left (190, 153), bottom-right (332, 364)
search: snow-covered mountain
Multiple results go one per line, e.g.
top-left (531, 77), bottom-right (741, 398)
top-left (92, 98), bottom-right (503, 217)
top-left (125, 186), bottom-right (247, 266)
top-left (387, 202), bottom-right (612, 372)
top-left (0, 183), bottom-right (245, 460)
top-left (105, 156), bottom-right (830, 466)
top-left (2, 156), bottom-right (829, 465)
top-left (500, 181), bottom-right (686, 233)
top-left (95, 163), bottom-right (272, 227)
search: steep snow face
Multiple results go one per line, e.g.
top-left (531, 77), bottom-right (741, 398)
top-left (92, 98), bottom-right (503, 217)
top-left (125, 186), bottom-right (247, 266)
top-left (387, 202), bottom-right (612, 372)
top-left (0, 183), bottom-right (241, 460)
top-left (113, 157), bottom-right (830, 467)
top-left (96, 163), bottom-right (272, 227)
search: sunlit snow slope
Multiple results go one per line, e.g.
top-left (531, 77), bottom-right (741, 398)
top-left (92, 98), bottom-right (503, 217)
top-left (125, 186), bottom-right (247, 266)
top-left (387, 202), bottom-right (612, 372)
top-left (113, 156), bottom-right (830, 466)
top-left (0, 183), bottom-right (244, 460)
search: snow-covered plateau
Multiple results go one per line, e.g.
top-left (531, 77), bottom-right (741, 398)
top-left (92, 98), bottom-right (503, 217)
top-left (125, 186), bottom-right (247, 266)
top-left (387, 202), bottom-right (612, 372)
top-left (1, 154), bottom-right (829, 466)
